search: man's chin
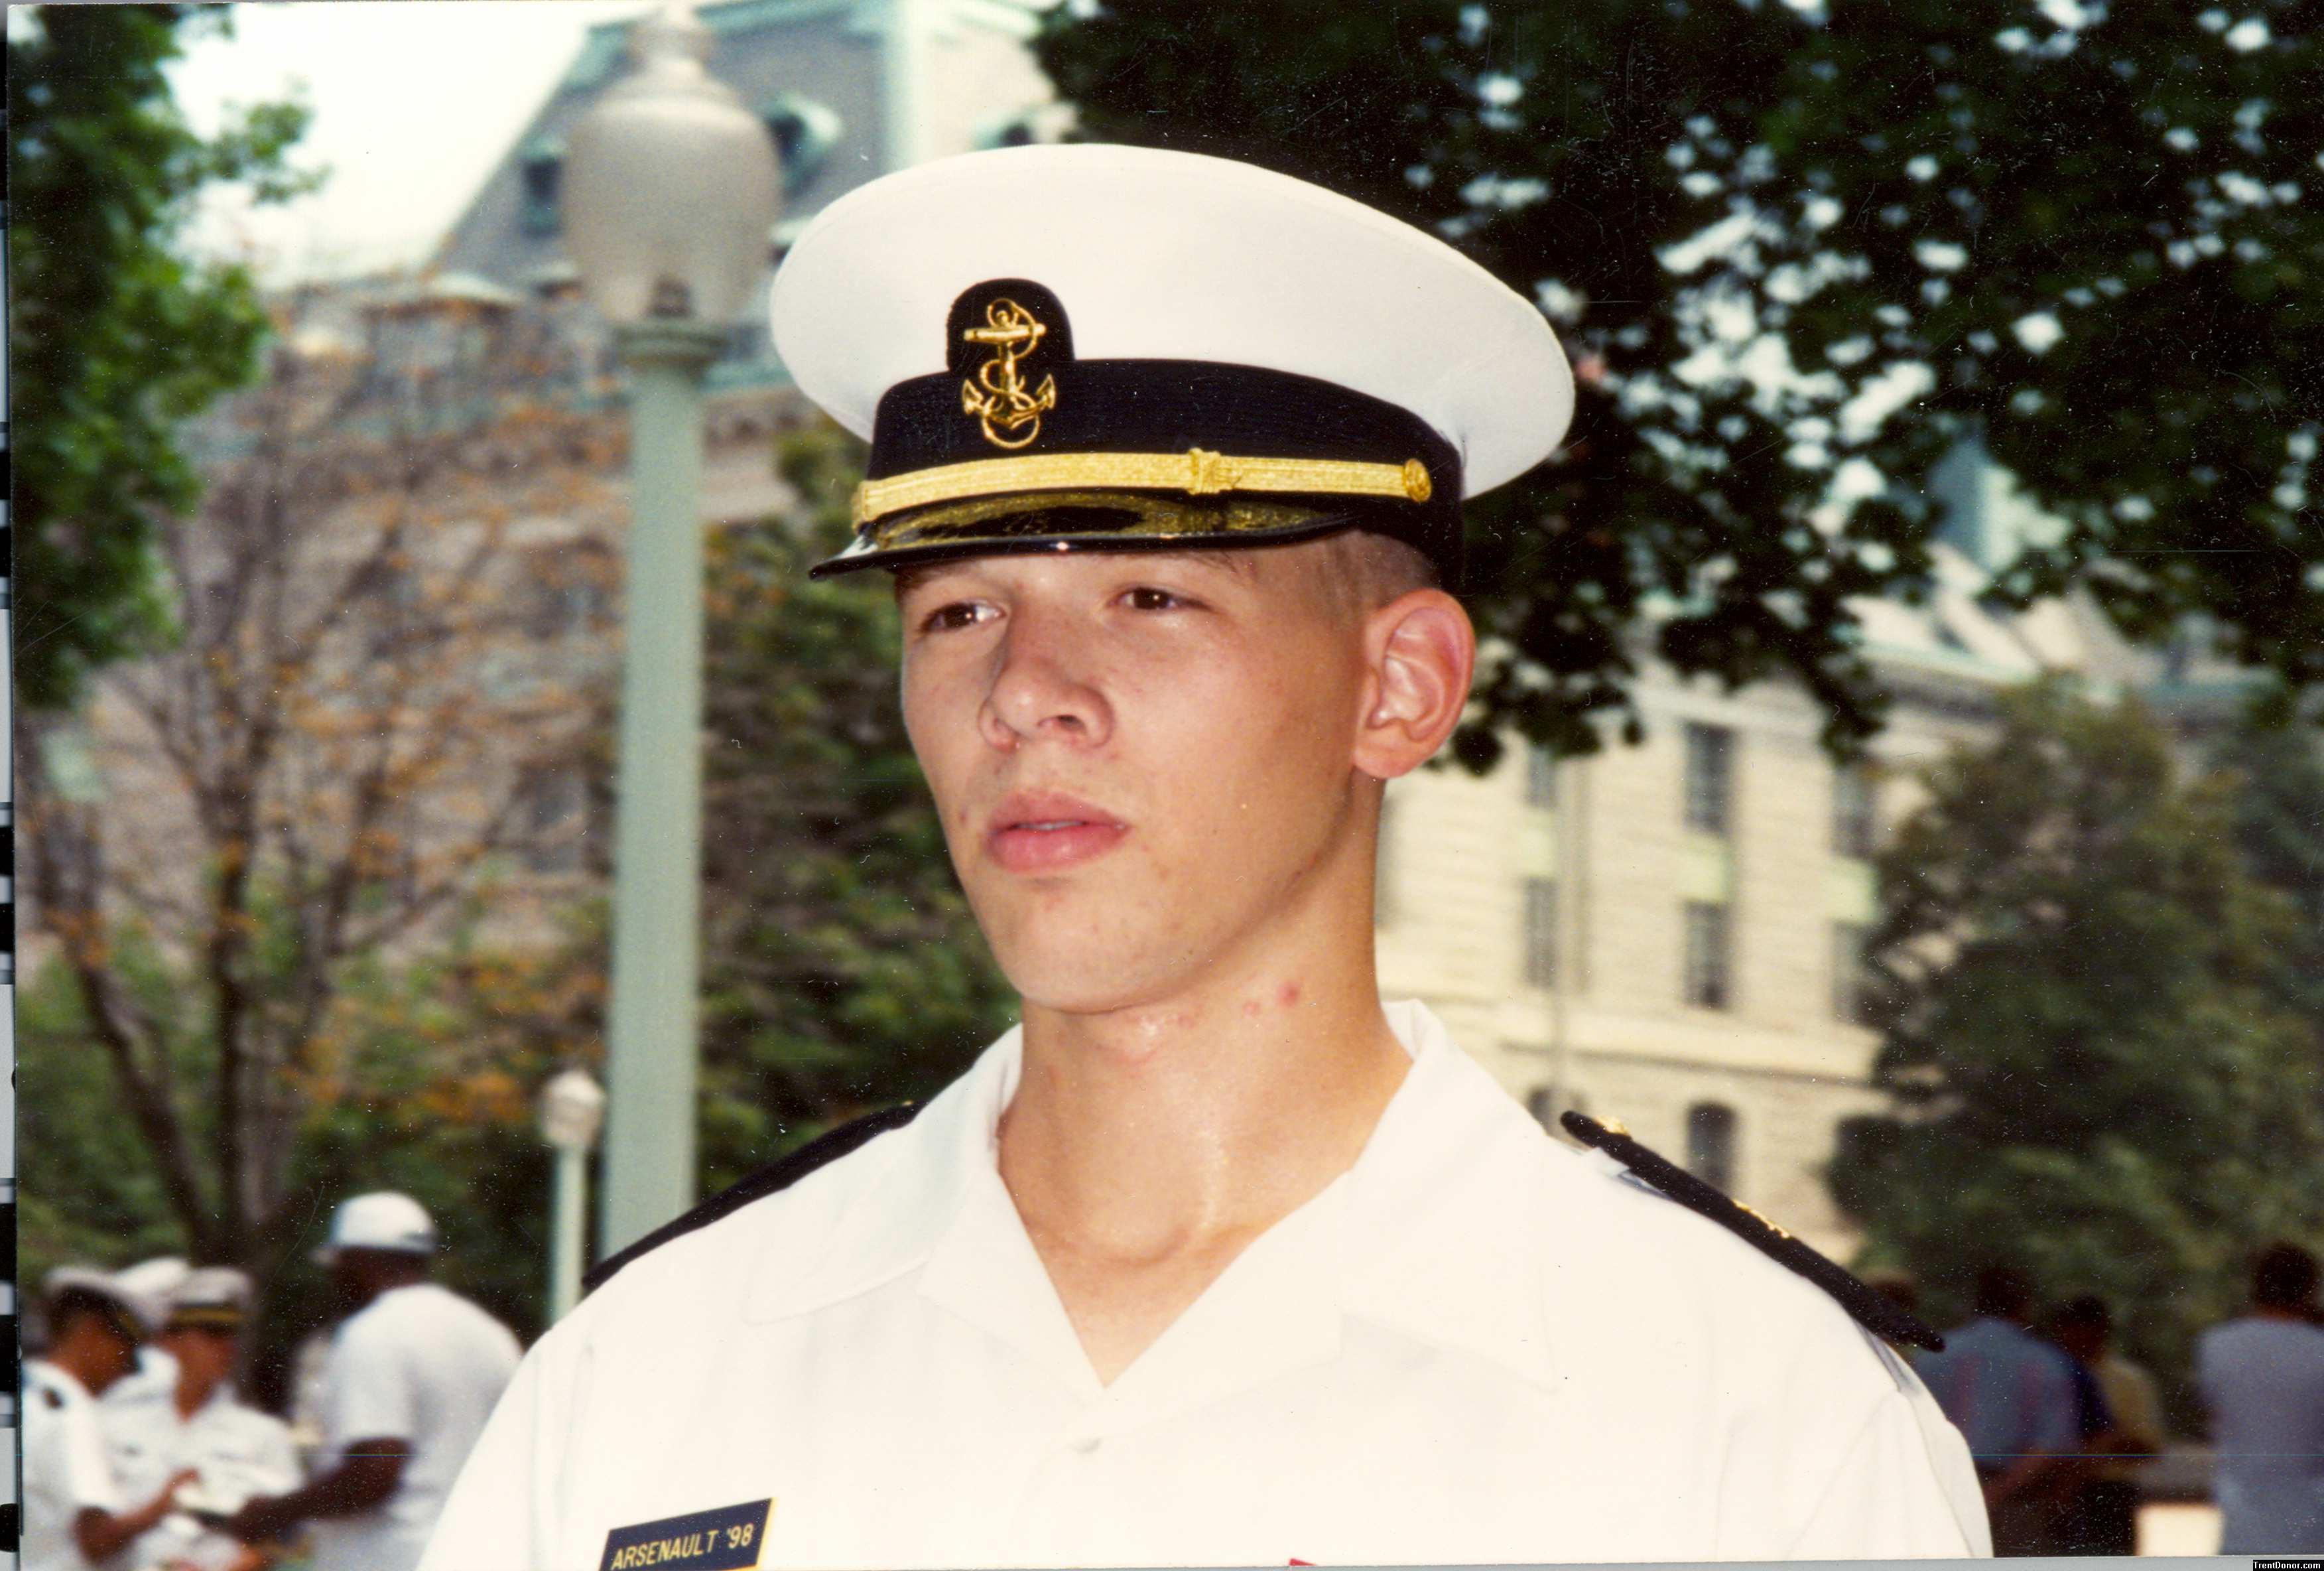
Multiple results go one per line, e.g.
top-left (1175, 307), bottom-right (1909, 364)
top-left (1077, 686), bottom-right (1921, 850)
top-left (993, 945), bottom-right (1184, 1020)
top-left (1006, 975), bottom-right (1157, 1020)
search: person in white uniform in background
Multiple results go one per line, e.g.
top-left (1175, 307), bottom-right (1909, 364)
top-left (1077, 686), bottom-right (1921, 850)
top-left (101, 1258), bottom-right (194, 1413)
top-left (227, 1193), bottom-right (520, 1571)
top-left (426, 141), bottom-right (1988, 1570)
top-left (23, 1268), bottom-right (196, 1571)
top-left (104, 1268), bottom-right (300, 1571)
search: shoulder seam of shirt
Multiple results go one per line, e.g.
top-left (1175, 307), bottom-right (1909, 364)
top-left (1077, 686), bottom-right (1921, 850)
top-left (583, 1103), bottom-right (923, 1295)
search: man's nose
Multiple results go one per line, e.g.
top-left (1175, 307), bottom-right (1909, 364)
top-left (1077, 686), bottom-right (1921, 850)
top-left (980, 610), bottom-right (1111, 750)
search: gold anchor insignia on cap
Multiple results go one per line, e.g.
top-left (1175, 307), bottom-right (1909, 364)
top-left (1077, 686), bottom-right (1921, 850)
top-left (960, 299), bottom-right (1057, 450)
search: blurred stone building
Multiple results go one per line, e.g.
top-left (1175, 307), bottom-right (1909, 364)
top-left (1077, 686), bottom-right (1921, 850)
top-left (1378, 452), bottom-right (2247, 1255)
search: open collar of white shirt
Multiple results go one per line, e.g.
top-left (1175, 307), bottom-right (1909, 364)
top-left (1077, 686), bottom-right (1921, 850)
top-left (740, 999), bottom-right (1559, 1430)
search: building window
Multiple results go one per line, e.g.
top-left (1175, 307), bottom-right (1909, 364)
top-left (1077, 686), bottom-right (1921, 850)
top-left (762, 96), bottom-right (843, 196)
top-left (1683, 722), bottom-right (1733, 835)
top-left (1523, 878), bottom-right (1558, 989)
top-left (1683, 900), bottom-right (1730, 1009)
top-left (1686, 1103), bottom-right (1738, 1194)
top-left (1833, 921), bottom-right (1877, 1025)
top-left (1526, 744), bottom-right (1557, 809)
top-left (1833, 762), bottom-right (1878, 859)
top-left (519, 137), bottom-right (563, 238)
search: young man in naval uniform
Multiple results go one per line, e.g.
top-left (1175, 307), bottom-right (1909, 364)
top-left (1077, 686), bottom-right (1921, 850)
top-left (422, 143), bottom-right (1988, 1570)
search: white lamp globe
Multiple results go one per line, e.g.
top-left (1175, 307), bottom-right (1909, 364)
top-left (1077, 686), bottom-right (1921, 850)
top-left (539, 1067), bottom-right (610, 1152)
top-left (563, 4), bottom-right (782, 329)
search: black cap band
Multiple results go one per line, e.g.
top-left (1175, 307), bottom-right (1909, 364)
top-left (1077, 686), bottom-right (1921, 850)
top-left (816, 279), bottom-right (1467, 585)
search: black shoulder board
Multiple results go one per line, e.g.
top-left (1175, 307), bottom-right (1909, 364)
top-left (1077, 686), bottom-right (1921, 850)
top-left (1560, 1111), bottom-right (1945, 1355)
top-left (584, 1103), bottom-right (922, 1296)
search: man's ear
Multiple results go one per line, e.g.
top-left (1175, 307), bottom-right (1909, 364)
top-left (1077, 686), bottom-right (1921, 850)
top-left (1351, 589), bottom-right (1476, 781)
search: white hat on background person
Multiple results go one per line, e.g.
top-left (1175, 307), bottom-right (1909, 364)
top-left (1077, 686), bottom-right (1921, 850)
top-left (115, 1255), bottom-right (192, 1304)
top-left (42, 1264), bottom-right (166, 1341)
top-left (94, 1258), bottom-right (194, 1398)
top-left (314, 1191), bottom-right (438, 1264)
top-left (166, 1266), bottom-right (257, 1331)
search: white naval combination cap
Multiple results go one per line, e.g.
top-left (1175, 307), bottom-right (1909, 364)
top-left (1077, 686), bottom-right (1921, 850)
top-left (43, 1264), bottom-right (166, 1341)
top-left (769, 143), bottom-right (1573, 588)
top-left (166, 1266), bottom-right (257, 1332)
top-left (114, 1255), bottom-right (193, 1306)
top-left (315, 1190), bottom-right (438, 1263)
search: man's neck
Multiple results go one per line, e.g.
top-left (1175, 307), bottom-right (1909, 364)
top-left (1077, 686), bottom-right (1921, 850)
top-left (996, 906), bottom-right (1411, 1389)
top-left (1003, 942), bottom-right (1407, 1257)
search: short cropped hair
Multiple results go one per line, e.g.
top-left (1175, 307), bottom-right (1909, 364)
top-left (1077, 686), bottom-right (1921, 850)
top-left (1972, 1264), bottom-right (2037, 1320)
top-left (2252, 1242), bottom-right (2320, 1310)
top-left (1315, 527), bottom-right (1440, 619)
top-left (2051, 1294), bottom-right (2112, 1333)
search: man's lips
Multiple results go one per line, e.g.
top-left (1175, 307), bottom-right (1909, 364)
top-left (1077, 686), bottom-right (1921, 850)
top-left (984, 792), bottom-right (1129, 874)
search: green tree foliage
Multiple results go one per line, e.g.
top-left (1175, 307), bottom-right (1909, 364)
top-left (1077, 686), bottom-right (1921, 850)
top-left (17, 955), bottom-right (188, 1278)
top-left (2214, 715), bottom-right (2324, 1011)
top-left (9, 4), bottom-right (314, 710)
top-left (1829, 682), bottom-right (2324, 1415)
top-left (696, 425), bottom-right (1018, 1189)
top-left (1036, 3), bottom-right (2324, 762)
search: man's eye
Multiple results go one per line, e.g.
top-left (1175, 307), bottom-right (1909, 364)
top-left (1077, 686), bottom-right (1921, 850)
top-left (1121, 586), bottom-right (1189, 612)
top-left (919, 602), bottom-right (993, 633)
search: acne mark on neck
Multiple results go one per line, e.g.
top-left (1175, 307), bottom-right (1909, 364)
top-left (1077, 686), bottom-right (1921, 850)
top-left (1277, 981), bottom-right (1302, 1008)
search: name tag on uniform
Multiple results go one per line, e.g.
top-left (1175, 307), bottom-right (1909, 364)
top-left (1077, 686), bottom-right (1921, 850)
top-left (599, 1499), bottom-right (773, 1571)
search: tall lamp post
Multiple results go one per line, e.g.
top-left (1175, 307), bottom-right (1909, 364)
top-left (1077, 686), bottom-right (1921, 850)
top-left (564, 3), bottom-right (780, 1254)
top-left (538, 1067), bottom-right (608, 1322)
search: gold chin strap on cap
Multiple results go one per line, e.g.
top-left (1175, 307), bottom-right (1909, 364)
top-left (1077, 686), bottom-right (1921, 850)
top-left (852, 448), bottom-right (1434, 528)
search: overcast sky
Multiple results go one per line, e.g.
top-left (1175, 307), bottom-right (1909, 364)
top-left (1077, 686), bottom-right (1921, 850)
top-left (168, 1), bottom-right (649, 282)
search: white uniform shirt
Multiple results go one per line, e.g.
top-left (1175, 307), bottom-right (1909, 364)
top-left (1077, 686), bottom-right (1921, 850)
top-left (424, 1002), bottom-right (1988, 1568)
top-left (23, 1361), bottom-right (125, 1571)
top-left (311, 1282), bottom-right (523, 1571)
top-left (102, 1385), bottom-right (301, 1571)
top-left (102, 1347), bottom-right (182, 1413)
